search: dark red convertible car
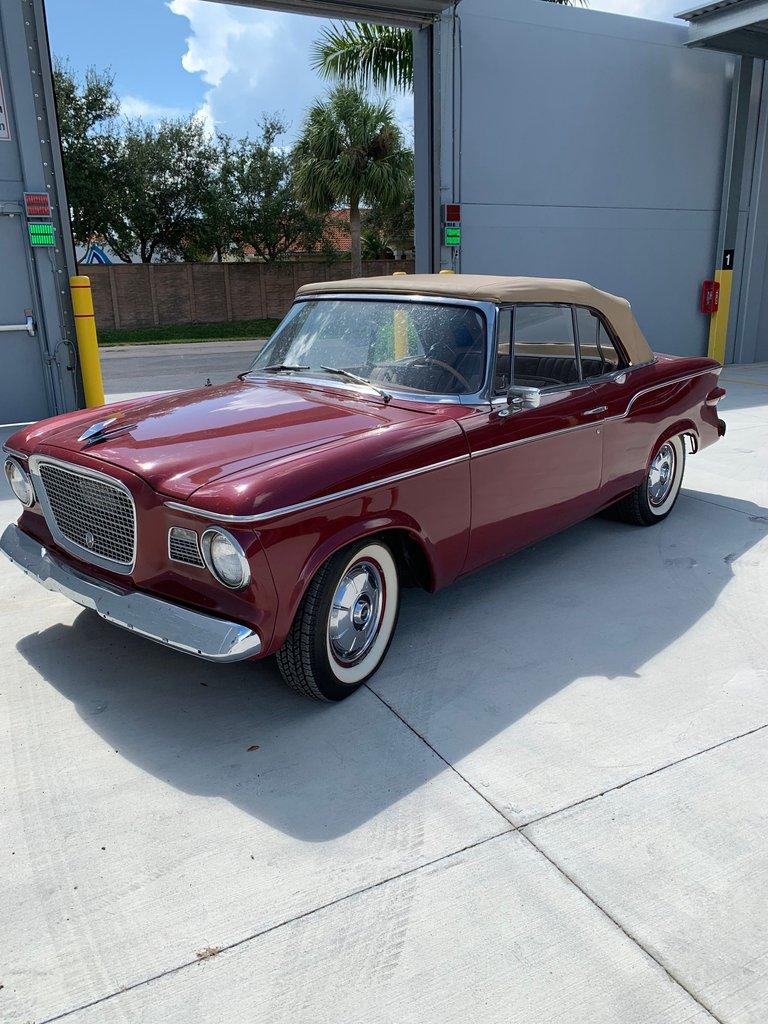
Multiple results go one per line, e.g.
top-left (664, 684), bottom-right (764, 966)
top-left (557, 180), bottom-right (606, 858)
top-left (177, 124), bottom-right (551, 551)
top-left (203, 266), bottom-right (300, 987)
top-left (2, 275), bottom-right (726, 700)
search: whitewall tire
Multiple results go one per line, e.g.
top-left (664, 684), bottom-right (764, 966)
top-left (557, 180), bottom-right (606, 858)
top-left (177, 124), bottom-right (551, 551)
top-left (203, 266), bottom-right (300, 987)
top-left (612, 434), bottom-right (686, 526)
top-left (276, 539), bottom-right (400, 701)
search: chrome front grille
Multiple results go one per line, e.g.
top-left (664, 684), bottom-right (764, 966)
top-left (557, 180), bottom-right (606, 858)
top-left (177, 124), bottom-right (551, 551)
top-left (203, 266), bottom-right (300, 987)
top-left (35, 460), bottom-right (136, 568)
top-left (168, 527), bottom-right (204, 567)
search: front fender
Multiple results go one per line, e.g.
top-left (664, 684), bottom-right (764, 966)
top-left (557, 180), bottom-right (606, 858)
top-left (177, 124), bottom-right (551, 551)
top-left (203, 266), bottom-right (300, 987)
top-left (270, 513), bottom-right (436, 653)
top-left (254, 455), bottom-right (471, 654)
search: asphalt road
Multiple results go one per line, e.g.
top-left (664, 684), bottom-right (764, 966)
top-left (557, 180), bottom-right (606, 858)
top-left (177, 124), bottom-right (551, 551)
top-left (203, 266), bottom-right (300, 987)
top-left (2, 364), bottom-right (768, 1022)
top-left (100, 338), bottom-right (267, 399)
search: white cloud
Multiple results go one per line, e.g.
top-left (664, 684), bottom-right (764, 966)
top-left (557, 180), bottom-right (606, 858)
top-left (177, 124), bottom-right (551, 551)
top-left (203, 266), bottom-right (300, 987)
top-left (167, 0), bottom-right (413, 143)
top-left (119, 95), bottom-right (189, 120)
top-left (167, 0), bottom-right (327, 141)
top-left (170, 0), bottom-right (278, 87)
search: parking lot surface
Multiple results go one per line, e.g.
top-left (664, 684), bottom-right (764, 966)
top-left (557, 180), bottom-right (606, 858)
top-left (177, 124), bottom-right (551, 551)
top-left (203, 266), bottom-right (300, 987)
top-left (2, 362), bottom-right (767, 1023)
top-left (100, 338), bottom-right (264, 400)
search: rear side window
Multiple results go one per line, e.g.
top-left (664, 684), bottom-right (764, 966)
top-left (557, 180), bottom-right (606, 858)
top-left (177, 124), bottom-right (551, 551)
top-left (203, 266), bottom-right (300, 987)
top-left (575, 307), bottom-right (622, 378)
top-left (512, 305), bottom-right (579, 387)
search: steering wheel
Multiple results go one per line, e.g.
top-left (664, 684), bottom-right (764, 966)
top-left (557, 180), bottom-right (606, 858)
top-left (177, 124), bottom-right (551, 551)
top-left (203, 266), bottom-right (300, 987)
top-left (413, 356), bottom-right (473, 392)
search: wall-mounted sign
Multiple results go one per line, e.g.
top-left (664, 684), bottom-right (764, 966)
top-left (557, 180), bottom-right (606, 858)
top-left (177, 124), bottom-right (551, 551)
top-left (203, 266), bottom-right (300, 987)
top-left (0, 68), bottom-right (10, 141)
top-left (444, 225), bottom-right (462, 247)
top-left (24, 192), bottom-right (52, 217)
top-left (28, 222), bottom-right (55, 246)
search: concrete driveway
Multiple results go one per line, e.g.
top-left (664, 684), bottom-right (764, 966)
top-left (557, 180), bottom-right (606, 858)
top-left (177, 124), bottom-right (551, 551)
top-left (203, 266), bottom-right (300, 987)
top-left (1, 364), bottom-right (767, 1023)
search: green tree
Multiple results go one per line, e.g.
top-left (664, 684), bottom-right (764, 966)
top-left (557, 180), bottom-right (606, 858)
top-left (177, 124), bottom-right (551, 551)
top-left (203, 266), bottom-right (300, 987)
top-left (365, 171), bottom-right (414, 257)
top-left (314, 3), bottom-right (586, 93)
top-left (229, 116), bottom-right (324, 262)
top-left (106, 117), bottom-right (213, 263)
top-left (180, 134), bottom-right (239, 263)
top-left (312, 23), bottom-right (413, 93)
top-left (53, 61), bottom-right (120, 246)
top-left (294, 86), bottom-right (412, 277)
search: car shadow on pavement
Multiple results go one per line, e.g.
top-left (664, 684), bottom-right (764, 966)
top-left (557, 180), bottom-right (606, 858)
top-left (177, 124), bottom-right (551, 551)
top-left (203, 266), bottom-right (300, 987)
top-left (15, 490), bottom-right (768, 841)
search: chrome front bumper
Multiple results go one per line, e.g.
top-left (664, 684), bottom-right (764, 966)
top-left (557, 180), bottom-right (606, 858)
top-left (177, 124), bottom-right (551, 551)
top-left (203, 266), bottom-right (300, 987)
top-left (0, 523), bottom-right (262, 663)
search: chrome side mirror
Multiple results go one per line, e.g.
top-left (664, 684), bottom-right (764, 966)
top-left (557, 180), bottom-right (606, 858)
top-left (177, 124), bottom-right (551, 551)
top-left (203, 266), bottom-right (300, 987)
top-left (507, 385), bottom-right (541, 411)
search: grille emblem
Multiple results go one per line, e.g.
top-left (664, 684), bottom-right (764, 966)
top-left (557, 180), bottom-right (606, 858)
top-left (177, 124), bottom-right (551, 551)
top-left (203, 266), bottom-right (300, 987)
top-left (84, 530), bottom-right (95, 549)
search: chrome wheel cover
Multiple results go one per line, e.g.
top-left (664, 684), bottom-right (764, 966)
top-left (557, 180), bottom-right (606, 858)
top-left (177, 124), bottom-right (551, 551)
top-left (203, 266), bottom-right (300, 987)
top-left (328, 559), bottom-right (385, 666)
top-left (647, 441), bottom-right (677, 507)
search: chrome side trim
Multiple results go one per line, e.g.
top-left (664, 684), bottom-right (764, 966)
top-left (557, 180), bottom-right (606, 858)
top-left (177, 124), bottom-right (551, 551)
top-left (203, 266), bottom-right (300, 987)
top-left (0, 523), bottom-right (261, 663)
top-left (2, 445), bottom-right (28, 460)
top-left (165, 368), bottom-right (716, 527)
top-left (28, 454), bottom-right (138, 576)
top-left (475, 420), bottom-right (600, 459)
top-left (165, 454), bottom-right (471, 525)
top-left (617, 367), bottom-right (713, 419)
top-left (489, 367), bottom-right (712, 417)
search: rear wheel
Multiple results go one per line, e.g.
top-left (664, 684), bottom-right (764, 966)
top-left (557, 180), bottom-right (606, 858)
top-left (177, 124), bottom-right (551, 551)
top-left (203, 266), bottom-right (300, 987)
top-left (612, 434), bottom-right (686, 526)
top-left (276, 539), bottom-right (400, 701)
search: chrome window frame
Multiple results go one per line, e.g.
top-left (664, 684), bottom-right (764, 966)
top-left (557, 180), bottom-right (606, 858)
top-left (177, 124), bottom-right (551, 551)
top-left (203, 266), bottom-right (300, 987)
top-left (245, 293), bottom-right (499, 406)
top-left (496, 301), bottom-right (591, 400)
top-left (490, 302), bottom-right (656, 406)
top-left (572, 304), bottom-right (630, 382)
top-left (28, 454), bottom-right (137, 576)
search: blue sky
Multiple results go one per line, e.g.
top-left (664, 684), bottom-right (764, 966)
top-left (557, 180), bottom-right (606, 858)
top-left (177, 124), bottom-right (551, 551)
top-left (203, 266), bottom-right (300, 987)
top-left (45, 0), bottom-right (679, 144)
top-left (45, 0), bottom-right (414, 143)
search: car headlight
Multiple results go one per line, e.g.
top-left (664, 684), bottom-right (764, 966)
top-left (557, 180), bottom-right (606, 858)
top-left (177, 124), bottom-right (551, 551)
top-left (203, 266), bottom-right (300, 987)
top-left (201, 528), bottom-right (251, 589)
top-left (4, 457), bottom-right (35, 508)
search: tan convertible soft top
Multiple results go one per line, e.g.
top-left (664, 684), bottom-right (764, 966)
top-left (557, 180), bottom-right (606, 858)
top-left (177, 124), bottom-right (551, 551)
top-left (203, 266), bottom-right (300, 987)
top-left (297, 274), bottom-right (654, 366)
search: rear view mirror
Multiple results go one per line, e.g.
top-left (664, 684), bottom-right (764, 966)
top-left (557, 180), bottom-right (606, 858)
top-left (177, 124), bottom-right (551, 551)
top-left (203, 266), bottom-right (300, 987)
top-left (507, 385), bottom-right (541, 411)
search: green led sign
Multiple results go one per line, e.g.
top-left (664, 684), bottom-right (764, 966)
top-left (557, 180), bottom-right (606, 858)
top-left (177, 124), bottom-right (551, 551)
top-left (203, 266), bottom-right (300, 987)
top-left (444, 225), bottom-right (461, 247)
top-left (28, 221), bottom-right (55, 247)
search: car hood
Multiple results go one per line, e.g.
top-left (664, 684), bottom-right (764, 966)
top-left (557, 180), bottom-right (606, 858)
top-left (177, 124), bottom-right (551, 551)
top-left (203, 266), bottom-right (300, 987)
top-left (36, 379), bottom-right (433, 500)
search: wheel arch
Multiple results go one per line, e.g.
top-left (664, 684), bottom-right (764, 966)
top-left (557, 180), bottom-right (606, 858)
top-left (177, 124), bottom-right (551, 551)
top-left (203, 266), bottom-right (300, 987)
top-left (271, 517), bottom-right (437, 653)
top-left (645, 420), bottom-right (698, 471)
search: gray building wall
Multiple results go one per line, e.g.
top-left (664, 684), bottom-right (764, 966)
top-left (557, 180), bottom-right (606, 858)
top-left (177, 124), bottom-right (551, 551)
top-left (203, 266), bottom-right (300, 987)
top-left (0, 0), bottom-right (78, 425)
top-left (440, 0), bottom-right (735, 357)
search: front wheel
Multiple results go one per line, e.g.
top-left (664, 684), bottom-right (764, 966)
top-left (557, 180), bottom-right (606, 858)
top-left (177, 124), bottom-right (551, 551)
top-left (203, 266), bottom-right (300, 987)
top-left (276, 539), bottom-right (400, 701)
top-left (612, 434), bottom-right (686, 526)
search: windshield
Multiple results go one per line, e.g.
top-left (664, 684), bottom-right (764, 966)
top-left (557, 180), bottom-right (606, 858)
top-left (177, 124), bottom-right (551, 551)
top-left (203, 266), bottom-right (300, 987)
top-left (249, 298), bottom-right (488, 396)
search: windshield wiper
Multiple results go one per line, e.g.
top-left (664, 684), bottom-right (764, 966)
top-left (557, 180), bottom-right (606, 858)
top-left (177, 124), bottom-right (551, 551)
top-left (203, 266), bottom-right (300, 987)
top-left (259, 363), bottom-right (310, 373)
top-left (320, 365), bottom-right (392, 404)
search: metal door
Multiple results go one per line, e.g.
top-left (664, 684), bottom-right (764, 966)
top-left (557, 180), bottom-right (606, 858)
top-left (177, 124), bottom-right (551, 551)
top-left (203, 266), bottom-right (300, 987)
top-left (0, 210), bottom-right (49, 423)
top-left (0, 0), bottom-right (80, 425)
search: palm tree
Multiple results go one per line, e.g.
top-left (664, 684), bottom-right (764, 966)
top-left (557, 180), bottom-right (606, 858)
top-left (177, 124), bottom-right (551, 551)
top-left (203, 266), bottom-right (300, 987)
top-left (294, 86), bottom-right (413, 278)
top-left (314, 4), bottom-right (586, 94)
top-left (312, 23), bottom-right (413, 93)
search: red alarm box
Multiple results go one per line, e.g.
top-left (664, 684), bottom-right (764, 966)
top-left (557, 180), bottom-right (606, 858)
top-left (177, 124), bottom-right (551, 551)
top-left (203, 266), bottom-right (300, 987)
top-left (700, 280), bottom-right (720, 315)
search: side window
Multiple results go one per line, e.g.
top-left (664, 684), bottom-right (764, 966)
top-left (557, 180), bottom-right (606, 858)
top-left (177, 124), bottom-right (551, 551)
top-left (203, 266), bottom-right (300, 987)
top-left (575, 307), bottom-right (622, 378)
top-left (512, 304), bottom-right (579, 387)
top-left (494, 308), bottom-right (512, 394)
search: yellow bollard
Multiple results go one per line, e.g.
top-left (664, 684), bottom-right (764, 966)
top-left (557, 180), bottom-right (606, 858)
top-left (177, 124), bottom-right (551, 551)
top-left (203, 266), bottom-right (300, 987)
top-left (70, 275), bottom-right (105, 407)
top-left (394, 309), bottom-right (409, 360)
top-left (439, 269), bottom-right (455, 275)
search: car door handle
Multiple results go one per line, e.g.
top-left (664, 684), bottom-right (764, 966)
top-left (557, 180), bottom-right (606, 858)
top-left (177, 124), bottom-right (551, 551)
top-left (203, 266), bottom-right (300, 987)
top-left (582, 405), bottom-right (607, 417)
